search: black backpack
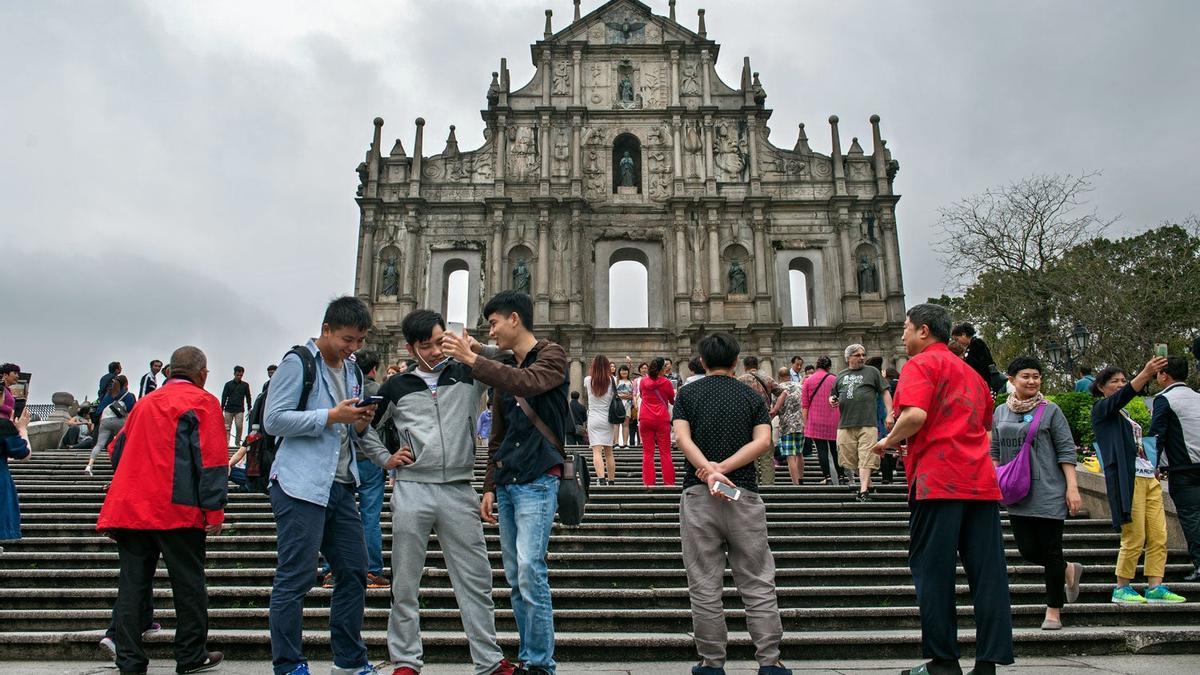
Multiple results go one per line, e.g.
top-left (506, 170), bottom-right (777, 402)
top-left (274, 345), bottom-right (363, 448)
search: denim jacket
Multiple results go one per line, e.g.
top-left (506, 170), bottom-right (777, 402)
top-left (264, 339), bottom-right (390, 506)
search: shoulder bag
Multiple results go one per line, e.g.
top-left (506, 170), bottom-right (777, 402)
top-left (607, 377), bottom-right (627, 424)
top-left (515, 396), bottom-right (591, 526)
top-left (996, 401), bottom-right (1047, 506)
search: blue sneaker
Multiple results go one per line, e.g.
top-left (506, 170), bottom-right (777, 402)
top-left (1111, 586), bottom-right (1147, 604)
top-left (286, 664), bottom-right (311, 675)
top-left (1145, 584), bottom-right (1187, 603)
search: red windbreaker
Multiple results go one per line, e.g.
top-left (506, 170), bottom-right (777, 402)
top-left (97, 378), bottom-right (228, 531)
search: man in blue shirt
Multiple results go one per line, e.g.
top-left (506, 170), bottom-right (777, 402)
top-left (263, 296), bottom-right (409, 675)
top-left (1075, 366), bottom-right (1095, 393)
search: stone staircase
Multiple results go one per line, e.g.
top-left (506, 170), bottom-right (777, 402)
top-left (2, 448), bottom-right (1198, 664)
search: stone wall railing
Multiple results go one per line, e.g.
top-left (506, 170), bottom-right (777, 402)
top-left (26, 420), bottom-right (65, 453)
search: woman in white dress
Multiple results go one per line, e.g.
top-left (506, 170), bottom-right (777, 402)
top-left (585, 355), bottom-right (617, 485)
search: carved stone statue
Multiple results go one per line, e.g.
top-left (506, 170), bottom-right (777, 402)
top-left (680, 62), bottom-right (701, 95)
top-left (619, 151), bottom-right (636, 187)
top-left (752, 72), bottom-right (767, 106)
top-left (618, 75), bottom-right (634, 104)
top-left (728, 260), bottom-right (747, 295)
top-left (857, 255), bottom-right (879, 295)
top-left (552, 61), bottom-right (570, 95)
top-left (606, 14), bottom-right (645, 43)
top-left (512, 259), bottom-right (531, 295)
top-left (380, 257), bottom-right (399, 296)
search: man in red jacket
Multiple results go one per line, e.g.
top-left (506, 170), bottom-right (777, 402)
top-left (872, 304), bottom-right (1012, 675)
top-left (97, 345), bottom-right (227, 675)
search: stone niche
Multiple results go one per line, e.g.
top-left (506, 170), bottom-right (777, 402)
top-left (593, 240), bottom-right (665, 329)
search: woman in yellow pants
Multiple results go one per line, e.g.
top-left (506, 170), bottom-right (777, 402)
top-left (1091, 357), bottom-right (1186, 604)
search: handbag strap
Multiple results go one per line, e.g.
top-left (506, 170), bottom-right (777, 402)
top-left (515, 395), bottom-right (564, 455)
top-left (1018, 401), bottom-right (1048, 455)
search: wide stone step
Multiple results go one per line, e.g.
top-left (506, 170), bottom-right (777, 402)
top-left (1, 602), bottom-right (1196, 634)
top-left (0, 626), bottom-right (1192, 662)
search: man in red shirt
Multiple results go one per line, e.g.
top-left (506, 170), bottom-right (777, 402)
top-left (97, 345), bottom-right (227, 675)
top-left (872, 304), bottom-right (1013, 675)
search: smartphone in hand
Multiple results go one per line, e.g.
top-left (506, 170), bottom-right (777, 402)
top-left (712, 482), bottom-right (741, 501)
top-left (1155, 343), bottom-right (1169, 358)
top-left (355, 395), bottom-right (386, 408)
top-left (448, 321), bottom-right (465, 336)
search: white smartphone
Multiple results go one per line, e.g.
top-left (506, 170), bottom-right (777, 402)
top-left (448, 321), bottom-right (465, 336)
top-left (713, 482), bottom-right (742, 501)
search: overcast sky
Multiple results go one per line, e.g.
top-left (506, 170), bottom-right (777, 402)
top-left (2, 0), bottom-right (1197, 401)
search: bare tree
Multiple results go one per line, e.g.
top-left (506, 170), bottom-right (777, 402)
top-left (936, 171), bottom-right (1117, 285)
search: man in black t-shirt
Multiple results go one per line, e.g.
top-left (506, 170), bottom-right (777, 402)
top-left (672, 332), bottom-right (791, 675)
top-left (220, 366), bottom-right (253, 447)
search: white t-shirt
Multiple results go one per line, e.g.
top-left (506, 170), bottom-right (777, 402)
top-left (414, 367), bottom-right (441, 395)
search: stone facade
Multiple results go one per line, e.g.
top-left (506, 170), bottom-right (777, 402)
top-left (353, 0), bottom-right (909, 390)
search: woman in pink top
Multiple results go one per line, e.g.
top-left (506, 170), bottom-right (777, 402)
top-left (802, 356), bottom-right (842, 485)
top-left (638, 357), bottom-right (676, 486)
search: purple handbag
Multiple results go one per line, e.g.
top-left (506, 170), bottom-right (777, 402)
top-left (996, 401), bottom-right (1047, 506)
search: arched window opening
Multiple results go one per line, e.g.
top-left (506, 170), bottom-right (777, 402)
top-left (445, 269), bottom-right (469, 325)
top-left (609, 256), bottom-right (648, 328)
top-left (788, 257), bottom-right (815, 327)
top-left (442, 259), bottom-right (470, 325)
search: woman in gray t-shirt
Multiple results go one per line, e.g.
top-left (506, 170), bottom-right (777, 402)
top-left (990, 356), bottom-right (1083, 630)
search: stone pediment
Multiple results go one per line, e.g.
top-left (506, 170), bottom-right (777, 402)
top-left (548, 0), bottom-right (705, 48)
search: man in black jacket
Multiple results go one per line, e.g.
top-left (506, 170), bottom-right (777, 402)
top-left (220, 366), bottom-right (253, 448)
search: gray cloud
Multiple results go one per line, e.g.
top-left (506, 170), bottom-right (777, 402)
top-left (2, 0), bottom-right (1197, 399)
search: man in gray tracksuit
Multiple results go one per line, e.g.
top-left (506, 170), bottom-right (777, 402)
top-left (376, 310), bottom-right (515, 675)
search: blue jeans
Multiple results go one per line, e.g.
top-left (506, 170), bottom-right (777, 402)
top-left (496, 473), bottom-right (559, 672)
top-left (321, 459), bottom-right (386, 577)
top-left (269, 482), bottom-right (370, 675)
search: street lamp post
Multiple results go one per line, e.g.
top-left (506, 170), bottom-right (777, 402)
top-left (1045, 323), bottom-right (1092, 374)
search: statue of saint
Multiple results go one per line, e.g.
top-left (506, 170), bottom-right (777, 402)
top-left (380, 257), bottom-right (399, 296)
top-left (728, 260), bottom-right (748, 295)
top-left (857, 254), bottom-right (879, 295)
top-left (618, 75), bottom-right (634, 104)
top-left (619, 151), bottom-right (636, 187)
top-left (512, 259), bottom-right (531, 295)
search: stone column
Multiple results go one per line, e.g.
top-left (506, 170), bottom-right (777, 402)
top-left (569, 358), bottom-right (583, 397)
top-left (536, 209), bottom-right (550, 322)
top-left (570, 116), bottom-right (582, 182)
top-left (706, 215), bottom-right (721, 297)
top-left (539, 113), bottom-right (551, 190)
top-left (553, 221), bottom-right (568, 302)
top-left (359, 219), bottom-right (376, 299)
top-left (670, 49), bottom-right (681, 107)
top-left (495, 113), bottom-right (507, 187)
top-left (829, 115), bottom-right (846, 196)
top-left (572, 48), bottom-right (582, 107)
top-left (870, 114), bottom-right (890, 196)
top-left (838, 213), bottom-right (855, 297)
top-left (751, 218), bottom-right (767, 297)
top-left (490, 207), bottom-right (505, 293)
top-left (690, 215), bottom-right (706, 299)
top-left (700, 50), bottom-right (712, 106)
top-left (366, 117), bottom-right (383, 199)
top-left (746, 116), bottom-right (761, 195)
top-left (401, 213), bottom-right (419, 300)
top-left (671, 114), bottom-right (683, 181)
top-left (541, 48), bottom-right (551, 107)
top-left (409, 118), bottom-right (425, 198)
top-left (569, 208), bottom-right (584, 323)
top-left (702, 114), bottom-right (715, 193)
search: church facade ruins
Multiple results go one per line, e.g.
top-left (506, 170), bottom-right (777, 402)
top-left (353, 0), bottom-right (908, 386)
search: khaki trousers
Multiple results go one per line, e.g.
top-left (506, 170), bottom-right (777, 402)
top-left (679, 485), bottom-right (783, 668)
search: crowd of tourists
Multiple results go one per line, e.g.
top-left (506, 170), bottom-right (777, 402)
top-left (2, 297), bottom-right (1200, 675)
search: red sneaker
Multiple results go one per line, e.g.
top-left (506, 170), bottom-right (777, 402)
top-left (391, 667), bottom-right (419, 675)
top-left (490, 659), bottom-right (518, 675)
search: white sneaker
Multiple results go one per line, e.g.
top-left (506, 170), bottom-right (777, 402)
top-left (99, 636), bottom-right (116, 660)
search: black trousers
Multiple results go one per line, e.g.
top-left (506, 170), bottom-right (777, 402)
top-left (810, 438), bottom-right (837, 480)
top-left (112, 528), bottom-right (210, 673)
top-left (1170, 482), bottom-right (1200, 569)
top-left (881, 452), bottom-right (899, 483)
top-left (909, 500), bottom-right (1014, 665)
top-left (1009, 514), bottom-right (1066, 609)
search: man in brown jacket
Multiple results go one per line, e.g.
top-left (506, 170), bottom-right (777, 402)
top-left (441, 291), bottom-right (569, 675)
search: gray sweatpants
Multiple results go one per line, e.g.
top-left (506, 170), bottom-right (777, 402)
top-left (90, 416), bottom-right (126, 462)
top-left (679, 484), bottom-right (783, 668)
top-left (387, 480), bottom-right (503, 675)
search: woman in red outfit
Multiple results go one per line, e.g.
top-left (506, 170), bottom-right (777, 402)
top-left (638, 357), bottom-right (676, 486)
